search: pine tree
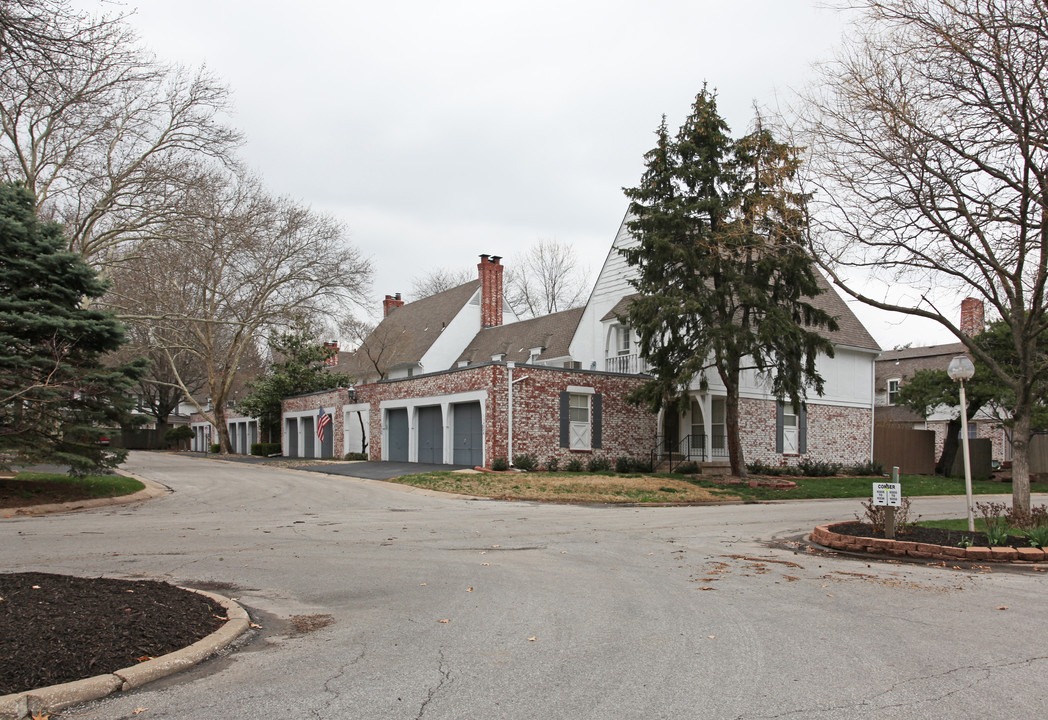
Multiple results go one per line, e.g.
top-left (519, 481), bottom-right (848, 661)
top-left (0, 183), bottom-right (145, 473)
top-left (622, 89), bottom-right (837, 477)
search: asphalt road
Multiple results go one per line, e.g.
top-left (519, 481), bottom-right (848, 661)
top-left (3, 452), bottom-right (1046, 719)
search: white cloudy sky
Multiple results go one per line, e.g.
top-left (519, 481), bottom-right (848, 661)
top-left (81, 0), bottom-right (957, 348)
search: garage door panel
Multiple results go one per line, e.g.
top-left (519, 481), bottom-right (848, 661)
top-left (388, 408), bottom-right (409, 462)
top-left (452, 402), bottom-right (482, 466)
top-left (417, 406), bottom-right (443, 464)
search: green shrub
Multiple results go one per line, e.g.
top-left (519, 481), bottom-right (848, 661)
top-left (491, 457), bottom-right (509, 471)
top-left (209, 443), bottom-right (220, 453)
top-left (850, 459), bottom-right (884, 476)
top-left (545, 457), bottom-right (559, 472)
top-left (566, 457), bottom-right (584, 472)
top-left (513, 453), bottom-right (537, 471)
top-left (746, 460), bottom-right (772, 475)
top-left (1013, 505), bottom-right (1048, 548)
top-left (797, 459), bottom-right (842, 477)
top-left (674, 461), bottom-right (699, 475)
top-left (343, 452), bottom-right (368, 461)
top-left (587, 456), bottom-right (611, 472)
top-left (165, 425), bottom-right (193, 442)
top-left (250, 442), bottom-right (282, 457)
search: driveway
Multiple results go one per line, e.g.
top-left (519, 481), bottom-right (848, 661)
top-left (298, 461), bottom-right (473, 479)
top-left (2, 452), bottom-right (1046, 719)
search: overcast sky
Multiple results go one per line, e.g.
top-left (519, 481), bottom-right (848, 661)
top-left (83, 0), bottom-right (958, 349)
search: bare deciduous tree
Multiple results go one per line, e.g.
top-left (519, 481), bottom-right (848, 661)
top-left (0, 5), bottom-right (240, 267)
top-left (505, 239), bottom-right (590, 319)
top-left (799, 0), bottom-right (1048, 514)
top-left (106, 169), bottom-right (372, 453)
top-left (409, 266), bottom-right (474, 300)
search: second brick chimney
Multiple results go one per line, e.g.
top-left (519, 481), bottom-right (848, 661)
top-left (322, 341), bottom-right (339, 366)
top-left (478, 254), bottom-right (504, 328)
top-left (383, 292), bottom-right (404, 317)
top-left (960, 297), bottom-right (985, 336)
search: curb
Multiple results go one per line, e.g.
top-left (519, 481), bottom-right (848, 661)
top-left (0, 589), bottom-right (250, 720)
top-left (810, 522), bottom-right (1048, 564)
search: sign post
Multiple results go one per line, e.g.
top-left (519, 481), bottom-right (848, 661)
top-left (873, 467), bottom-right (902, 539)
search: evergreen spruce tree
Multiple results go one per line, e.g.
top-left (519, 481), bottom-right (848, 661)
top-left (0, 183), bottom-right (145, 473)
top-left (622, 88), bottom-right (837, 477)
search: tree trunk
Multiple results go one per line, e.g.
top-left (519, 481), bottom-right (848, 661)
top-left (213, 404), bottom-right (233, 454)
top-left (723, 379), bottom-right (746, 478)
top-left (936, 419), bottom-right (962, 476)
top-left (1011, 407), bottom-right (1032, 518)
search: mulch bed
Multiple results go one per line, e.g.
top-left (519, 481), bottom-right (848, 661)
top-left (0, 573), bottom-right (226, 696)
top-left (831, 521), bottom-right (1032, 548)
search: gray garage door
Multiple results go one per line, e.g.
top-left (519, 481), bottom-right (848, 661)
top-left (417, 406), bottom-right (443, 464)
top-left (302, 416), bottom-right (315, 458)
top-left (452, 402), bottom-right (483, 467)
top-left (286, 418), bottom-right (299, 458)
top-left (387, 408), bottom-right (409, 462)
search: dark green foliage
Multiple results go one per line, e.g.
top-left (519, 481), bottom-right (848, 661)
top-left (239, 331), bottom-right (353, 438)
top-left (615, 456), bottom-right (653, 473)
top-left (251, 443), bottom-right (282, 457)
top-left (797, 459), bottom-right (842, 477)
top-left (209, 443), bottom-right (220, 453)
top-left (586, 456), bottom-right (611, 472)
top-left (545, 457), bottom-right (559, 472)
top-left (850, 459), bottom-right (884, 477)
top-left (0, 183), bottom-right (145, 474)
top-left (491, 457), bottom-right (509, 471)
top-left (344, 452), bottom-right (368, 461)
top-left (512, 453), bottom-right (537, 471)
top-left (164, 425), bottom-right (193, 450)
top-left (674, 461), bottom-right (699, 475)
top-left (566, 457), bottom-right (584, 472)
top-left (621, 88), bottom-right (836, 476)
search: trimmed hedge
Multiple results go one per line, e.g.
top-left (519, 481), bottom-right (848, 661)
top-left (251, 442), bottom-right (282, 457)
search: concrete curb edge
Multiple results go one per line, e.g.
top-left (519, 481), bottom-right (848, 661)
top-left (0, 589), bottom-right (250, 720)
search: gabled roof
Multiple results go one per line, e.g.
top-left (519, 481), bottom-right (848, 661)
top-left (342, 281), bottom-right (481, 379)
top-left (875, 341), bottom-right (968, 386)
top-left (457, 307), bottom-right (584, 366)
top-left (597, 273), bottom-right (880, 352)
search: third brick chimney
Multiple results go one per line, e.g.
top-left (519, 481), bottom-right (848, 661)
top-left (478, 254), bottom-right (504, 328)
top-left (960, 297), bottom-right (985, 336)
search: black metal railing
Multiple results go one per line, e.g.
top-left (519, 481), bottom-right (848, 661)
top-left (650, 433), bottom-right (729, 472)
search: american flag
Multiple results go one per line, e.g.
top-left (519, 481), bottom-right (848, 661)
top-left (317, 406), bottom-right (331, 441)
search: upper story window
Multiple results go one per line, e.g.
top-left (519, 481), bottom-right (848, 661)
top-left (614, 324), bottom-right (631, 355)
top-left (887, 378), bottom-right (900, 405)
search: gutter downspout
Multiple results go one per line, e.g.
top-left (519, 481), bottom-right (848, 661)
top-left (870, 354), bottom-right (876, 462)
top-left (507, 362), bottom-right (530, 466)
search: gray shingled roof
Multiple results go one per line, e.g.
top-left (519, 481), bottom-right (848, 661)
top-left (340, 281), bottom-right (481, 380)
top-left (875, 341), bottom-right (968, 387)
top-left (598, 272), bottom-right (880, 351)
top-left (456, 307), bottom-right (585, 366)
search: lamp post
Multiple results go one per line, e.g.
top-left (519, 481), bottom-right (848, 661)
top-left (947, 355), bottom-right (976, 531)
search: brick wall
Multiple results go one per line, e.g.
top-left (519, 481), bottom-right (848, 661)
top-left (282, 388), bottom-right (352, 457)
top-left (352, 364), bottom-right (656, 467)
top-left (738, 398), bottom-right (873, 466)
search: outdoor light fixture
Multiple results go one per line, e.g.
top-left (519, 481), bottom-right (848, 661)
top-left (947, 355), bottom-right (976, 531)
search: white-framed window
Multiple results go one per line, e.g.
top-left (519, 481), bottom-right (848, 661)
top-left (781, 407), bottom-right (799, 455)
top-left (887, 378), bottom-right (900, 405)
top-left (615, 325), bottom-right (631, 355)
top-left (569, 393), bottom-right (591, 450)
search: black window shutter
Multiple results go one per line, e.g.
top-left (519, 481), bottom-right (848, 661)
top-left (775, 403), bottom-right (784, 454)
top-left (559, 391), bottom-right (570, 448)
top-left (592, 394), bottom-right (602, 449)
top-left (798, 403), bottom-right (808, 455)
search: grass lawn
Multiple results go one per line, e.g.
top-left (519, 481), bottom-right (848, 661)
top-left (388, 470), bottom-right (1019, 504)
top-left (0, 472), bottom-right (144, 509)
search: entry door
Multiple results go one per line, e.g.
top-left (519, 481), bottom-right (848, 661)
top-left (663, 411), bottom-right (680, 453)
top-left (782, 412), bottom-right (799, 455)
top-left (452, 402), bottom-right (483, 466)
top-left (387, 408), bottom-right (409, 461)
top-left (417, 406), bottom-right (443, 464)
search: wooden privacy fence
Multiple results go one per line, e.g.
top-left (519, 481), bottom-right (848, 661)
top-left (873, 425), bottom-right (936, 475)
top-left (1030, 433), bottom-right (1048, 475)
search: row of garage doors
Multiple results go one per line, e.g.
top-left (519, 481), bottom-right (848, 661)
top-left (386, 402), bottom-right (483, 466)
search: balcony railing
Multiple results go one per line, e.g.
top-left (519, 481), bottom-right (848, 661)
top-left (605, 353), bottom-right (649, 375)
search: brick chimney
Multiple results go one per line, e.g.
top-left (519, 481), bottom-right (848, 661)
top-left (960, 297), bottom-right (984, 336)
top-left (478, 254), bottom-right (504, 328)
top-left (323, 341), bottom-right (339, 366)
top-left (383, 292), bottom-right (404, 317)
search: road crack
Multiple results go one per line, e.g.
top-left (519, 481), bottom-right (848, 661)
top-left (416, 649), bottom-right (452, 720)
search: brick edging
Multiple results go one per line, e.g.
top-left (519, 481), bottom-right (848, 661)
top-left (810, 522), bottom-right (1047, 563)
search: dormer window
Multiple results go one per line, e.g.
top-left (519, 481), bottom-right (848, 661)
top-left (614, 324), bottom-right (631, 355)
top-left (887, 378), bottom-right (900, 405)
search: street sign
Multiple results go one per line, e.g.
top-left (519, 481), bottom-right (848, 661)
top-left (873, 482), bottom-right (901, 507)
